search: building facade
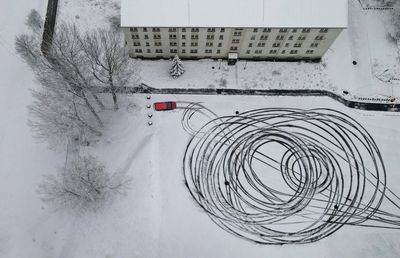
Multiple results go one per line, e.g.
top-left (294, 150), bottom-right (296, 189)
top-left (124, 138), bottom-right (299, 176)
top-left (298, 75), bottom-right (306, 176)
top-left (121, 0), bottom-right (348, 61)
top-left (123, 27), bottom-right (342, 61)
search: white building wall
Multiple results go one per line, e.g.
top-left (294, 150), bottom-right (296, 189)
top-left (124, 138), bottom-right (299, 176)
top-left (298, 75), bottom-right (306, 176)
top-left (123, 27), bottom-right (343, 61)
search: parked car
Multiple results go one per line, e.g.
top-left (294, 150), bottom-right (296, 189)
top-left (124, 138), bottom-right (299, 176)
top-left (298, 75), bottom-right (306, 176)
top-left (153, 101), bottom-right (177, 111)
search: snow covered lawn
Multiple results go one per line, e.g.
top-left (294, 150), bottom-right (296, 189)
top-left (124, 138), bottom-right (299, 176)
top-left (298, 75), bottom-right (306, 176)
top-left (70, 93), bottom-right (400, 258)
top-left (140, 59), bottom-right (335, 92)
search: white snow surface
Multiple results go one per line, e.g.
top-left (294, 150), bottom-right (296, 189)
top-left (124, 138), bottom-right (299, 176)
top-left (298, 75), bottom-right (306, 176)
top-left (121, 0), bottom-right (348, 28)
top-left (0, 0), bottom-right (64, 257)
top-left (2, 0), bottom-right (400, 257)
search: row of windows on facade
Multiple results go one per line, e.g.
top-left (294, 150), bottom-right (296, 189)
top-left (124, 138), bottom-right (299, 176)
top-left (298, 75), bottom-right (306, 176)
top-left (131, 33), bottom-right (325, 41)
top-left (129, 27), bottom-right (329, 34)
top-left (133, 48), bottom-right (314, 55)
top-left (133, 41), bottom-right (321, 48)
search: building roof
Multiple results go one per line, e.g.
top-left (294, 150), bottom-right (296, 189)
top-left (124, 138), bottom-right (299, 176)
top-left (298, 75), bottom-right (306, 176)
top-left (121, 0), bottom-right (348, 28)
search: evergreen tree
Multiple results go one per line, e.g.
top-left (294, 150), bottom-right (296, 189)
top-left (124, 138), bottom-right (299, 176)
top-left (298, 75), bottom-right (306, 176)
top-left (170, 55), bottom-right (185, 79)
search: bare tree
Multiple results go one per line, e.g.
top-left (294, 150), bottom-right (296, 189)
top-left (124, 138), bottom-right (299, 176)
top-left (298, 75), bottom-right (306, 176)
top-left (81, 29), bottom-right (139, 110)
top-left (27, 71), bottom-right (102, 148)
top-left (37, 155), bottom-right (131, 211)
top-left (49, 23), bottom-right (106, 115)
top-left (16, 22), bottom-right (108, 146)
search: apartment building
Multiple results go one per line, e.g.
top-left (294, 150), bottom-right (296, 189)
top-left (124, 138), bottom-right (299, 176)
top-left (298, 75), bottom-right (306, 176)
top-left (121, 0), bottom-right (348, 61)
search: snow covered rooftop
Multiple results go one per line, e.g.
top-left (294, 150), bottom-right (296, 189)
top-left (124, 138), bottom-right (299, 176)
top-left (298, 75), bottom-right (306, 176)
top-left (121, 0), bottom-right (348, 28)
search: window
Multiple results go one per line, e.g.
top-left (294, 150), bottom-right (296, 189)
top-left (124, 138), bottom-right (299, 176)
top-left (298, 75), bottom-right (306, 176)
top-left (232, 39), bottom-right (239, 43)
top-left (246, 50), bottom-right (250, 54)
top-left (306, 50), bottom-right (314, 54)
top-left (257, 42), bottom-right (265, 47)
top-left (253, 28), bottom-right (258, 33)
top-left (219, 35), bottom-right (224, 40)
top-left (310, 43), bottom-right (319, 48)
top-left (144, 35), bottom-right (149, 39)
top-left (143, 28), bottom-right (147, 32)
top-left (206, 42), bottom-right (213, 47)
top-left (218, 42), bottom-right (222, 47)
top-left (191, 34), bottom-right (199, 40)
top-left (205, 49), bottom-right (212, 53)
top-left (290, 50), bottom-right (298, 54)
top-left (207, 34), bottom-right (214, 40)
top-left (269, 49), bottom-right (277, 54)
top-left (131, 34), bottom-right (139, 39)
top-left (263, 28), bottom-right (271, 32)
top-left (279, 28), bottom-right (288, 33)
top-left (260, 35), bottom-right (268, 40)
top-left (170, 49), bottom-right (177, 53)
top-left (298, 36), bottom-right (306, 41)
top-left (272, 42), bottom-right (280, 47)
top-left (285, 43), bottom-right (290, 47)
top-left (182, 35), bottom-right (186, 39)
top-left (288, 35), bottom-right (294, 40)
top-left (146, 42), bottom-right (150, 46)
top-left (255, 49), bottom-right (262, 54)
top-left (147, 49), bottom-right (151, 53)
top-left (233, 31), bottom-right (242, 36)
top-left (190, 49), bottom-right (197, 53)
top-left (217, 49), bottom-right (221, 54)
top-left (155, 49), bottom-right (163, 53)
top-left (191, 42), bottom-right (198, 47)
top-left (191, 28), bottom-right (199, 32)
top-left (251, 36), bottom-right (256, 40)
top-left (294, 43), bottom-right (302, 48)
top-left (230, 46), bottom-right (238, 51)
top-left (182, 49), bottom-right (186, 53)
top-left (170, 42), bottom-right (177, 46)
top-left (182, 28), bottom-right (186, 32)
top-left (135, 49), bottom-right (142, 53)
top-left (320, 28), bottom-right (329, 33)
top-left (168, 28), bottom-right (177, 32)
top-left (207, 28), bottom-right (215, 32)
top-left (153, 34), bottom-right (161, 39)
top-left (155, 42), bottom-right (162, 46)
top-left (292, 29), bottom-right (297, 33)
top-left (130, 28), bottom-right (138, 32)
top-left (302, 28), bottom-right (311, 33)
top-left (281, 50), bottom-right (286, 54)
top-left (276, 35), bottom-right (284, 40)
top-left (182, 42), bottom-right (186, 47)
top-left (152, 28), bottom-right (160, 32)
top-left (133, 42), bottom-right (141, 46)
top-left (169, 34), bottom-right (177, 39)
top-left (315, 35), bottom-right (324, 40)
top-left (220, 28), bottom-right (225, 32)
top-left (248, 43), bottom-right (253, 47)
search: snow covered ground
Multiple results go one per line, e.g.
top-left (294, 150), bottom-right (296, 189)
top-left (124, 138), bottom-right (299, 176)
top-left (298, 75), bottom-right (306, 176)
top-left (0, 0), bottom-right (65, 257)
top-left (81, 93), bottom-right (400, 258)
top-left (2, 0), bottom-right (400, 257)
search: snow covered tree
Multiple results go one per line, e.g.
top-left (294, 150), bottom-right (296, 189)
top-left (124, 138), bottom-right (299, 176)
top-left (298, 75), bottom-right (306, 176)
top-left (38, 155), bottom-right (131, 211)
top-left (170, 55), bottom-right (185, 79)
top-left (16, 22), bottom-right (107, 147)
top-left (25, 9), bottom-right (43, 33)
top-left (80, 29), bottom-right (140, 110)
top-left (388, 12), bottom-right (400, 40)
